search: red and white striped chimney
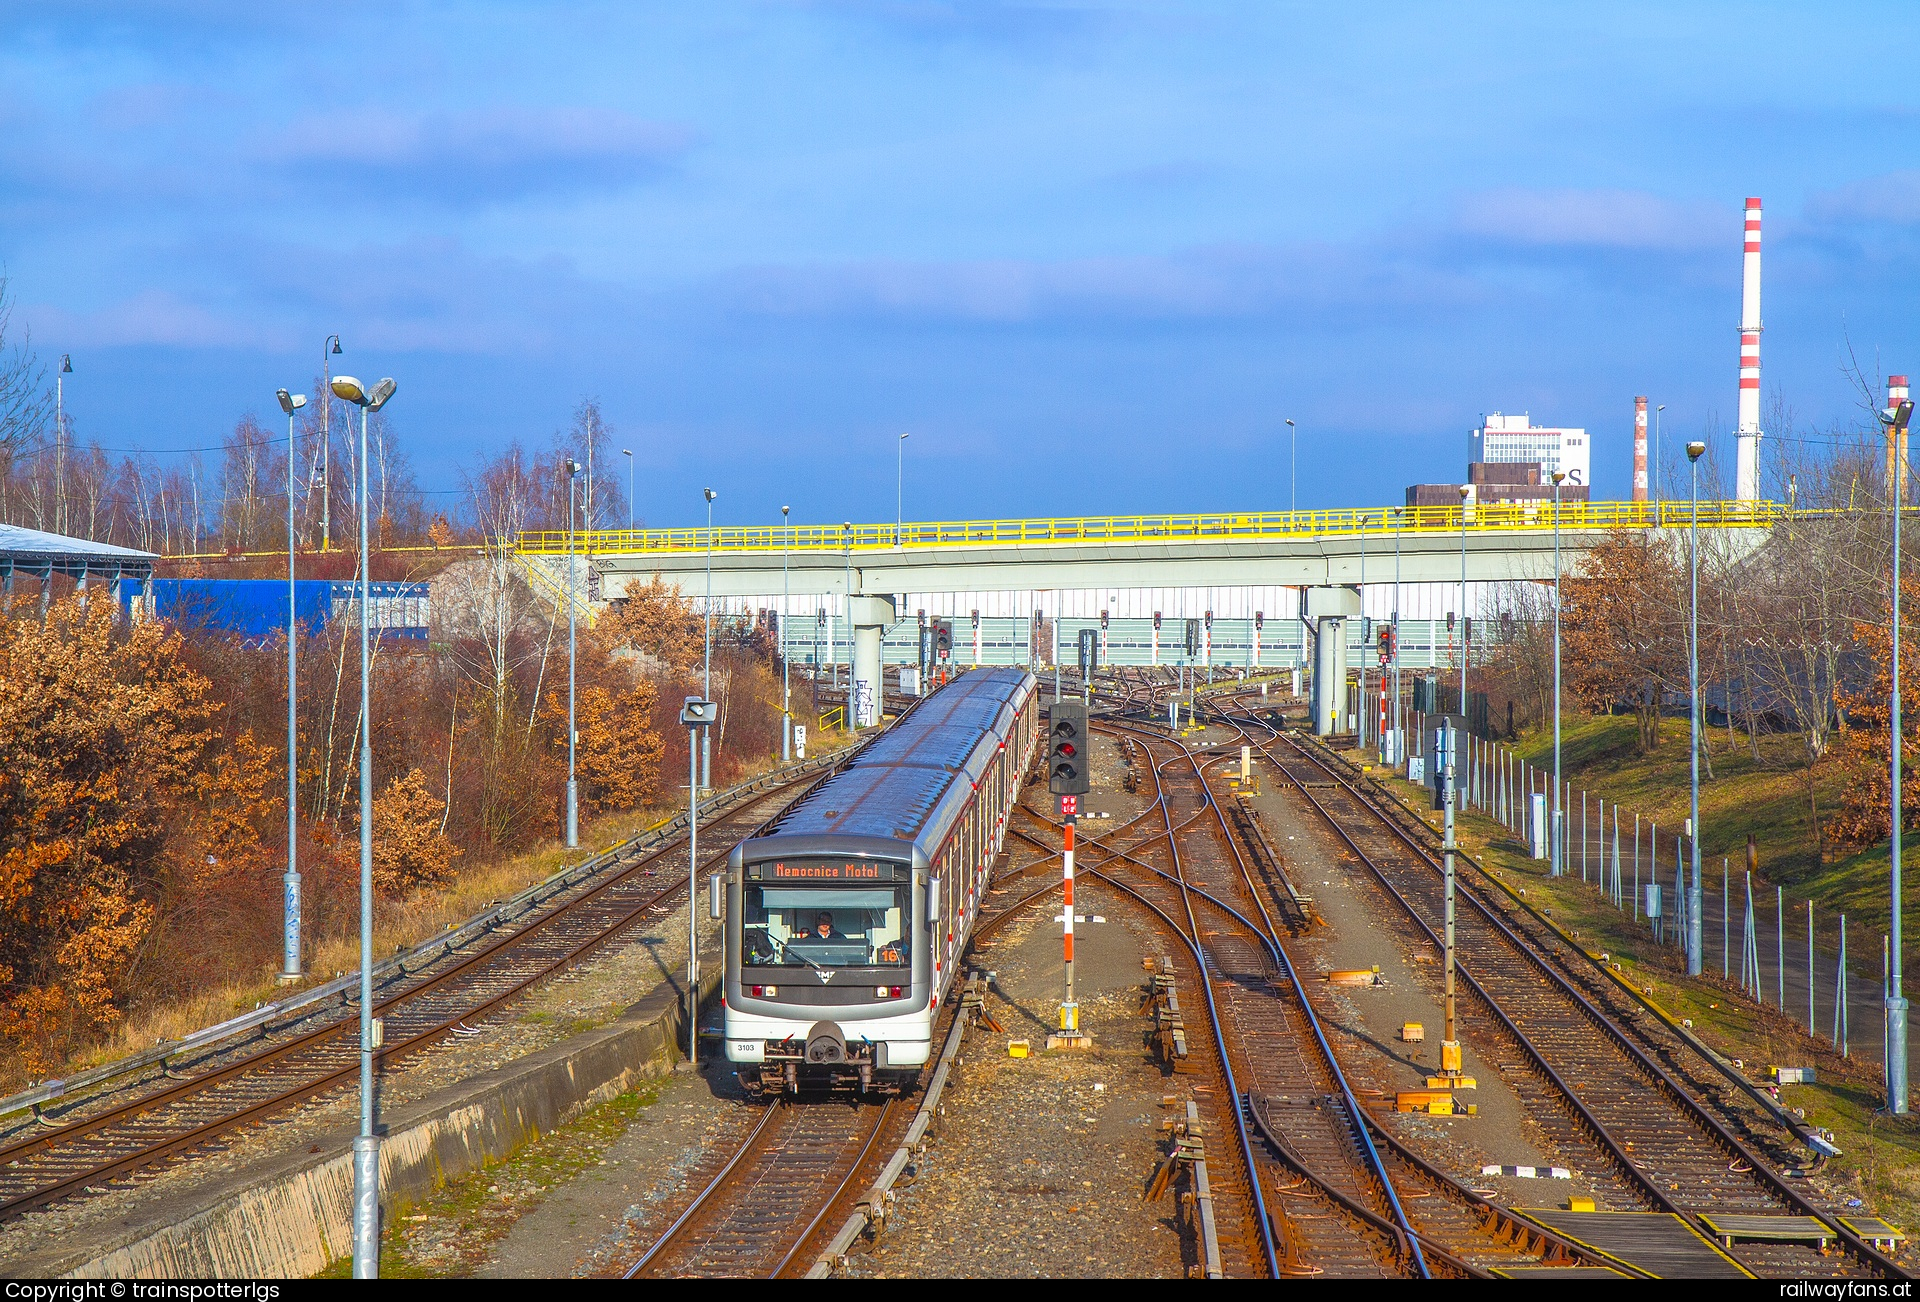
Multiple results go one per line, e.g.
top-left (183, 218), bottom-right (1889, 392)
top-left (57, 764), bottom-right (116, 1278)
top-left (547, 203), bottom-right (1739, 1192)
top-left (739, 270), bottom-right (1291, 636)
top-left (1633, 396), bottom-right (1648, 501)
top-left (1735, 197), bottom-right (1763, 500)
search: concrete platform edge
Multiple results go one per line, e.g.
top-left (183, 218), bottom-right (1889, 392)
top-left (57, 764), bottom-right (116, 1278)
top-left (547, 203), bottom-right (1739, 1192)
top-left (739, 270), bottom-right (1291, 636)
top-left (9, 966), bottom-right (720, 1281)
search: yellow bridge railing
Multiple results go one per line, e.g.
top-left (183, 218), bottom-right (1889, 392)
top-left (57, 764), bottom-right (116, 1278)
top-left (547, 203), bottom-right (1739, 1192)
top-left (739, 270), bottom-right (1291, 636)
top-left (514, 499), bottom-right (1785, 556)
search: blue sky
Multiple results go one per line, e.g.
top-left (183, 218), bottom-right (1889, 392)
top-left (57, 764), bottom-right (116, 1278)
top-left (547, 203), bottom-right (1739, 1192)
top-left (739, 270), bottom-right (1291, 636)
top-left (3, 1), bottom-right (1917, 527)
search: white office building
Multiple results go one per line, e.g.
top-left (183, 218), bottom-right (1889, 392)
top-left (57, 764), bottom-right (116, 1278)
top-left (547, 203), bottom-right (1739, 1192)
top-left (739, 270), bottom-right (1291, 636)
top-left (1470, 413), bottom-right (1591, 488)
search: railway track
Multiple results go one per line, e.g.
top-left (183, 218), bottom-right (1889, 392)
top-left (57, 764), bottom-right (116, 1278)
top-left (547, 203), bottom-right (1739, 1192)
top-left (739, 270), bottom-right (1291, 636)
top-left (1010, 718), bottom-right (1609, 1278)
top-left (0, 764), bottom-right (837, 1224)
top-left (619, 817), bottom-right (1076, 1279)
top-left (1206, 699), bottom-right (1903, 1279)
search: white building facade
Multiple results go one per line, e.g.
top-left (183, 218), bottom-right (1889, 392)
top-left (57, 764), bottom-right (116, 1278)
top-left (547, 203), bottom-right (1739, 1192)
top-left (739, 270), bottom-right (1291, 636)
top-left (1471, 413), bottom-right (1591, 487)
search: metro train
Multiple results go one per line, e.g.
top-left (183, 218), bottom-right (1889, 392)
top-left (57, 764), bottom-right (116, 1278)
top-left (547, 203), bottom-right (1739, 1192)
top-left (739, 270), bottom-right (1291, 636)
top-left (722, 667), bottom-right (1039, 1094)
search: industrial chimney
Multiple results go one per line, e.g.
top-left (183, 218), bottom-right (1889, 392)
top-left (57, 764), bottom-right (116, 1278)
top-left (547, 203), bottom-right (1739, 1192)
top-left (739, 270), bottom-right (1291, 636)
top-left (1633, 396), bottom-right (1648, 502)
top-left (1735, 198), bottom-right (1763, 501)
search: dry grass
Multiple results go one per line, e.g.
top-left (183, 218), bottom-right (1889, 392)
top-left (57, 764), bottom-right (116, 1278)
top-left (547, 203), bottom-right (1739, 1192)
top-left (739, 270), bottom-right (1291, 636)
top-left (26, 730), bottom-right (854, 1091)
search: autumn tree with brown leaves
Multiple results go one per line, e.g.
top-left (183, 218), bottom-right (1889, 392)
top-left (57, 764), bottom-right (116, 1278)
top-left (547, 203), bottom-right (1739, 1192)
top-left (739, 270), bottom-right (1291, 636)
top-left (0, 599), bottom-right (225, 1065)
top-left (372, 768), bottom-right (461, 895)
top-left (1561, 530), bottom-right (1689, 751)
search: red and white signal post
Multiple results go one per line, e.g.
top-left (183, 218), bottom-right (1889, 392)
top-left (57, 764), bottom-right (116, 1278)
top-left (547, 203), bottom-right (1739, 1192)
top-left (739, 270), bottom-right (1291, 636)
top-left (1048, 701), bottom-right (1092, 1048)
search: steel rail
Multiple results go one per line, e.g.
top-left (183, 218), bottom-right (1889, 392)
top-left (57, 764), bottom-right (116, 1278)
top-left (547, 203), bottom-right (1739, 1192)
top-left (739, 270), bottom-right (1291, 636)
top-left (1093, 718), bottom-right (1430, 1273)
top-left (0, 755), bottom-right (860, 1223)
top-left (1242, 717), bottom-right (1905, 1280)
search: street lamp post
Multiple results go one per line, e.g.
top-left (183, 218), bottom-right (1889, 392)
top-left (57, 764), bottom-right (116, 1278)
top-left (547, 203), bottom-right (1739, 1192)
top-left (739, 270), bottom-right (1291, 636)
top-left (275, 388), bottom-right (308, 984)
top-left (1286, 418), bottom-right (1297, 516)
top-left (1551, 470), bottom-right (1566, 877)
top-left (564, 458), bottom-right (582, 849)
top-left (321, 336), bottom-right (341, 550)
top-left (1393, 505), bottom-right (1403, 761)
top-left (1654, 404), bottom-right (1667, 505)
top-left (781, 505), bottom-right (792, 762)
top-left (330, 372), bottom-right (396, 1281)
top-left (702, 488), bottom-right (717, 789)
top-left (897, 432), bottom-right (909, 547)
top-left (55, 355), bottom-right (70, 535)
top-left (1458, 484), bottom-right (1471, 724)
top-left (1686, 440), bottom-right (1707, 976)
top-left (623, 449), bottom-right (633, 532)
top-left (1885, 397), bottom-right (1916, 1112)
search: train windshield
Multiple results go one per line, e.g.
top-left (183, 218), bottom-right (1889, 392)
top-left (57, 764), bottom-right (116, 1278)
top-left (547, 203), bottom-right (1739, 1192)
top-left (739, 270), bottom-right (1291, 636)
top-left (743, 885), bottom-right (910, 969)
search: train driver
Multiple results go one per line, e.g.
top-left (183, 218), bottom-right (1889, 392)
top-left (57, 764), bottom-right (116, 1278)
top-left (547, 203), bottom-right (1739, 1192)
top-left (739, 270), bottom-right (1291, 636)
top-left (813, 911), bottom-right (851, 943)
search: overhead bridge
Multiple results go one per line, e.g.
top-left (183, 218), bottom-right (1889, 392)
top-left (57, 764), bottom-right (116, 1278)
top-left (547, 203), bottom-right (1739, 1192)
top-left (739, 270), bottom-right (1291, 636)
top-left (517, 500), bottom-right (1779, 604)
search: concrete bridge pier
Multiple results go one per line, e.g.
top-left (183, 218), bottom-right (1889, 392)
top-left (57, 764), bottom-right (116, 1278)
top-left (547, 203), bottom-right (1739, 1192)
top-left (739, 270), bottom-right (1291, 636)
top-left (1305, 586), bottom-right (1361, 736)
top-left (849, 595), bottom-right (895, 728)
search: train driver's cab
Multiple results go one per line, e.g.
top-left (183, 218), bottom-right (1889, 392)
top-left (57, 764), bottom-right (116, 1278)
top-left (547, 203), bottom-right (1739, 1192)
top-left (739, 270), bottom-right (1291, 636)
top-left (743, 885), bottom-right (911, 970)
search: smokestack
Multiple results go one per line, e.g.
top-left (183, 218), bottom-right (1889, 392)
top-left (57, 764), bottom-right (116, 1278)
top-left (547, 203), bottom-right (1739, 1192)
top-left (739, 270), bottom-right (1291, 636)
top-left (1892, 374), bottom-right (1912, 504)
top-left (1633, 396), bottom-right (1648, 502)
top-left (1735, 197), bottom-right (1763, 501)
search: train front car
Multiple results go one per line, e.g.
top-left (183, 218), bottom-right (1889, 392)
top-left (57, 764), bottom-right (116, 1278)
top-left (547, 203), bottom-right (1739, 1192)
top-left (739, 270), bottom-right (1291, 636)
top-left (724, 668), bottom-right (1036, 1094)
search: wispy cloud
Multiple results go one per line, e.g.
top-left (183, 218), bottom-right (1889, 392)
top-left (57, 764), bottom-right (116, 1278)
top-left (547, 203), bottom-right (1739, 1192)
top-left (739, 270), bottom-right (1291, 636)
top-left (1805, 170), bottom-right (1920, 226)
top-left (261, 106), bottom-right (696, 202)
top-left (1451, 187), bottom-right (1724, 252)
top-left (719, 239), bottom-right (1484, 324)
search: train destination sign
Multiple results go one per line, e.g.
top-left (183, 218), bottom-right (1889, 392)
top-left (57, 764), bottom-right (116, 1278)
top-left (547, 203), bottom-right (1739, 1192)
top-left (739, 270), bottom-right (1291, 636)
top-left (749, 859), bottom-right (905, 881)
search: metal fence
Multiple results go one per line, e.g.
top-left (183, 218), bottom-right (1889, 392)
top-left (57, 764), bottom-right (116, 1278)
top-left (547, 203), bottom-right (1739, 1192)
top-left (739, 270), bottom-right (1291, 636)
top-left (516, 498), bottom-right (1787, 556)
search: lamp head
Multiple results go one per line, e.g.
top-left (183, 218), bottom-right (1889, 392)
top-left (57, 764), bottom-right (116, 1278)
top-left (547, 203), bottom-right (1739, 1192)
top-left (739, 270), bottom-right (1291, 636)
top-left (330, 337), bottom-right (343, 355)
top-left (564, 457), bottom-right (581, 478)
top-left (1892, 399), bottom-right (1916, 434)
top-left (1458, 484), bottom-right (1471, 500)
top-left (330, 375), bottom-right (368, 405)
top-left (1551, 470), bottom-right (1566, 485)
top-left (1686, 441), bottom-right (1706, 461)
top-left (276, 388), bottom-right (307, 415)
top-left (704, 487), bottom-right (717, 503)
top-left (782, 504), bottom-right (790, 516)
top-left (1657, 404), bottom-right (1666, 413)
top-left (1285, 418), bottom-right (1295, 428)
top-left (366, 378), bottom-right (396, 411)
top-left (59, 354), bottom-right (71, 374)
top-left (622, 448), bottom-right (632, 458)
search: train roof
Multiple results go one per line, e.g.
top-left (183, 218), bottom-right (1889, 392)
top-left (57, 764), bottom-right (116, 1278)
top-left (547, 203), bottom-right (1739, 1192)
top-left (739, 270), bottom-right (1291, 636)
top-left (732, 667), bottom-right (1035, 869)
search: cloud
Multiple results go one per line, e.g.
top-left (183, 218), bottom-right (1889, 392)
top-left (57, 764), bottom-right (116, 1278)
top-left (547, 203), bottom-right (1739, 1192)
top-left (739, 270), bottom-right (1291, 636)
top-left (1805, 170), bottom-right (1920, 226)
top-left (261, 105), bottom-right (695, 201)
top-left (25, 289), bottom-right (273, 349)
top-left (1451, 187), bottom-right (1724, 252)
top-left (720, 239), bottom-right (1483, 324)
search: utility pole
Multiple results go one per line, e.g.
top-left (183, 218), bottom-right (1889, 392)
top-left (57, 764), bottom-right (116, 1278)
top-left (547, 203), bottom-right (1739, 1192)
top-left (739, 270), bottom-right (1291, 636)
top-left (681, 697), bottom-right (718, 1068)
top-left (1551, 470), bottom-right (1565, 876)
top-left (1433, 718), bottom-right (1472, 1090)
top-left (1885, 398), bottom-right (1915, 1111)
top-left (781, 505), bottom-right (791, 762)
top-left (565, 460), bottom-right (581, 848)
top-left (276, 386), bottom-right (308, 984)
top-left (1686, 441), bottom-right (1706, 976)
top-left (321, 336), bottom-right (341, 550)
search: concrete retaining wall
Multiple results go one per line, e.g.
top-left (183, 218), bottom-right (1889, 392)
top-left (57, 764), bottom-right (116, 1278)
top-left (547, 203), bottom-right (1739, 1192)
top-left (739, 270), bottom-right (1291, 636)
top-left (13, 968), bottom-right (717, 1280)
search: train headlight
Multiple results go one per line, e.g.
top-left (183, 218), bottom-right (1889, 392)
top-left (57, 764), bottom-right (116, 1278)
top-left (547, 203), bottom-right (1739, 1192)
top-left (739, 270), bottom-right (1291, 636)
top-left (875, 985), bottom-right (889, 997)
top-left (752, 984), bottom-right (778, 998)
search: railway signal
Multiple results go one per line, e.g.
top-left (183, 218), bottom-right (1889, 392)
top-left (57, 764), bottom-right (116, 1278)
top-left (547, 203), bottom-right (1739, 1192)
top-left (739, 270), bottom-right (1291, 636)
top-left (1049, 699), bottom-right (1092, 1049)
top-left (933, 618), bottom-right (953, 661)
top-left (1184, 618), bottom-right (1201, 659)
top-left (1049, 701), bottom-right (1090, 796)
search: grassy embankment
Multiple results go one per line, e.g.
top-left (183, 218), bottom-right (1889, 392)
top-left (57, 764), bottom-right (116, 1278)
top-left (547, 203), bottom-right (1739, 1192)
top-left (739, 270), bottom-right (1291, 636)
top-left (1378, 711), bottom-right (1920, 1228)
top-left (29, 731), bottom-right (853, 1093)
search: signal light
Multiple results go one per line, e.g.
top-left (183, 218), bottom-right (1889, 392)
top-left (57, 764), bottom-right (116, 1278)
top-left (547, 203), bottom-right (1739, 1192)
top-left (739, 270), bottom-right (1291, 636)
top-left (1048, 701), bottom-right (1090, 796)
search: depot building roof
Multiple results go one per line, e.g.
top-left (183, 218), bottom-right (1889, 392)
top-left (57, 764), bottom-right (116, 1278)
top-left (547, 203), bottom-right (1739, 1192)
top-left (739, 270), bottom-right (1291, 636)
top-left (0, 523), bottom-right (158, 579)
